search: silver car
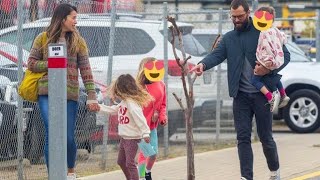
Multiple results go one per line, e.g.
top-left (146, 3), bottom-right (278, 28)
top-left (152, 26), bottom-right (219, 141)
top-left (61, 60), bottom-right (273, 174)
top-left (193, 29), bottom-right (320, 133)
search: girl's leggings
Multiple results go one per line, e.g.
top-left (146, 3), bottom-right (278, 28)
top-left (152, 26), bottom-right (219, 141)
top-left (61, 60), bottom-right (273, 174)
top-left (117, 138), bottom-right (140, 180)
top-left (138, 129), bottom-right (158, 178)
top-left (38, 95), bottom-right (78, 169)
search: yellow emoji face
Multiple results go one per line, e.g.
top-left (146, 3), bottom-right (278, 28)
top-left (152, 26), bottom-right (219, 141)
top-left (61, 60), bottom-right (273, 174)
top-left (144, 60), bottom-right (165, 82)
top-left (253, 10), bottom-right (274, 31)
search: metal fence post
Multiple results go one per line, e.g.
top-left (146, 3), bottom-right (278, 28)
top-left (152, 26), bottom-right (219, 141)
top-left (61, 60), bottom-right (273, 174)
top-left (313, 0), bottom-right (318, 6)
top-left (17, 0), bottom-right (24, 179)
top-left (104, 0), bottom-right (108, 13)
top-left (101, 0), bottom-right (117, 170)
top-left (252, 0), bottom-right (258, 12)
top-left (316, 9), bottom-right (320, 62)
top-left (163, 2), bottom-right (169, 158)
top-left (175, 0), bottom-right (179, 20)
top-left (252, 0), bottom-right (259, 142)
top-left (215, 8), bottom-right (223, 143)
top-left (48, 43), bottom-right (68, 180)
top-left (272, 0), bottom-right (278, 6)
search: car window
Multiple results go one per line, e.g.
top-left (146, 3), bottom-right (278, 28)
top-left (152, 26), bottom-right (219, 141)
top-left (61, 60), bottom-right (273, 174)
top-left (286, 42), bottom-right (311, 62)
top-left (0, 26), bottom-right (155, 57)
top-left (0, 56), bottom-right (14, 66)
top-left (178, 34), bottom-right (207, 57)
top-left (193, 34), bottom-right (219, 53)
top-left (0, 28), bottom-right (44, 51)
top-left (78, 27), bottom-right (155, 57)
top-left (160, 26), bottom-right (207, 57)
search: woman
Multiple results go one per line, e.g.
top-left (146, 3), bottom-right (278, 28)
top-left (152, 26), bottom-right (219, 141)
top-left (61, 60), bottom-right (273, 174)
top-left (27, 3), bottom-right (99, 179)
top-left (136, 57), bottom-right (167, 180)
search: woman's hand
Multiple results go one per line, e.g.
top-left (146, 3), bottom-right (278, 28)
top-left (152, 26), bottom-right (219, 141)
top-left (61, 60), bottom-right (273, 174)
top-left (87, 103), bottom-right (100, 112)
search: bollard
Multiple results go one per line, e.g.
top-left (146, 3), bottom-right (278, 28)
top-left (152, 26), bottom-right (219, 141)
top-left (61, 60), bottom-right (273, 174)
top-left (48, 43), bottom-right (67, 180)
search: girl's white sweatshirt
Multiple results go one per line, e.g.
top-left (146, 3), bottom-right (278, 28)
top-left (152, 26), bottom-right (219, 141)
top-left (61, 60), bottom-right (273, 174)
top-left (98, 100), bottom-right (150, 139)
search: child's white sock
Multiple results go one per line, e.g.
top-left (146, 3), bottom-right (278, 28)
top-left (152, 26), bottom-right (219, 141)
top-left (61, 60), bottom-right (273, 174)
top-left (139, 178), bottom-right (146, 180)
top-left (146, 169), bottom-right (151, 173)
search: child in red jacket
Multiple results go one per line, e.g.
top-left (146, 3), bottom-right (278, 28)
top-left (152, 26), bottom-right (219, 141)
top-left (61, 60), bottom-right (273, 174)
top-left (136, 57), bottom-right (167, 180)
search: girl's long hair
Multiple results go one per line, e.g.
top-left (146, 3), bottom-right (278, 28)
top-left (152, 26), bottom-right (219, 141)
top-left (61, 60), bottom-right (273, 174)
top-left (109, 74), bottom-right (153, 107)
top-left (45, 3), bottom-right (80, 55)
top-left (136, 57), bottom-right (157, 87)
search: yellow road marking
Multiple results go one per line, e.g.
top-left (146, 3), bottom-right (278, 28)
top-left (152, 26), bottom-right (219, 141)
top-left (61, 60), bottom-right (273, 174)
top-left (291, 171), bottom-right (320, 180)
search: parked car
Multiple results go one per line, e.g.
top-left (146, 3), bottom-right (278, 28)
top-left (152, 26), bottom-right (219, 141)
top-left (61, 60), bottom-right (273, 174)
top-left (0, 14), bottom-right (216, 138)
top-left (274, 42), bottom-right (320, 133)
top-left (294, 37), bottom-right (315, 54)
top-left (0, 45), bottom-right (104, 163)
top-left (0, 77), bottom-right (104, 163)
top-left (192, 28), bottom-right (229, 53)
top-left (192, 28), bottom-right (320, 133)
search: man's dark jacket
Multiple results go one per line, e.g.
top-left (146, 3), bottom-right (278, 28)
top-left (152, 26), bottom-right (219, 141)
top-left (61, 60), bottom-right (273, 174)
top-left (200, 18), bottom-right (290, 97)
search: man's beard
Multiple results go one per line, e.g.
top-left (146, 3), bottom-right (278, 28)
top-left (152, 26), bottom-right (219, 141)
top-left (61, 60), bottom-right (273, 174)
top-left (234, 18), bottom-right (249, 31)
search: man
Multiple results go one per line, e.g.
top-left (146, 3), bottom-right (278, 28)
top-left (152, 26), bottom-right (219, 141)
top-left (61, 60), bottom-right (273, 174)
top-left (190, 0), bottom-right (290, 180)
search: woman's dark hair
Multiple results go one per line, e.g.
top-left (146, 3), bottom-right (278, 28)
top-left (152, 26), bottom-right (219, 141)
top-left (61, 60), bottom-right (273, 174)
top-left (230, 0), bottom-right (249, 12)
top-left (46, 3), bottom-right (79, 55)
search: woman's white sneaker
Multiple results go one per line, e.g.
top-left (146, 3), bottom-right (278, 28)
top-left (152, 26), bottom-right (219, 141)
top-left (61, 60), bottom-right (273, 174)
top-left (67, 173), bottom-right (77, 180)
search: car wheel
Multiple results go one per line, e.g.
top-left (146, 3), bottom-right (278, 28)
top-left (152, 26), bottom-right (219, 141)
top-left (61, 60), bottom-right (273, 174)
top-left (283, 89), bottom-right (320, 133)
top-left (76, 110), bottom-right (96, 153)
top-left (0, 104), bottom-right (17, 160)
top-left (25, 113), bottom-right (44, 164)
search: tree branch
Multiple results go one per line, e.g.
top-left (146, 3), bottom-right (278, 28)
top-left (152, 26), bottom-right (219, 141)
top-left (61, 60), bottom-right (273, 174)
top-left (168, 26), bottom-right (180, 61)
top-left (211, 34), bottom-right (221, 51)
top-left (167, 16), bottom-right (187, 60)
top-left (172, 92), bottom-right (185, 110)
top-left (167, 15), bottom-right (196, 180)
top-left (167, 16), bottom-right (189, 106)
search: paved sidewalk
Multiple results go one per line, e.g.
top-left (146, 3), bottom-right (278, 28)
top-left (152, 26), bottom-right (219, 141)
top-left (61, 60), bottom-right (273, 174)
top-left (79, 133), bottom-right (320, 180)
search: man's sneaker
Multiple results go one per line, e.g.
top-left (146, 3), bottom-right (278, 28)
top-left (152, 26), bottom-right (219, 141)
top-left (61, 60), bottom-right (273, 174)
top-left (67, 173), bottom-right (77, 180)
top-left (278, 95), bottom-right (290, 108)
top-left (268, 91), bottom-right (280, 112)
top-left (145, 172), bottom-right (152, 180)
top-left (269, 169), bottom-right (280, 180)
top-left (240, 177), bottom-right (247, 180)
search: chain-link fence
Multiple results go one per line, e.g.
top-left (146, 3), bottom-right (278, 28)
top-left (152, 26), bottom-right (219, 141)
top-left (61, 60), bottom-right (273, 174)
top-left (0, 0), bottom-right (319, 179)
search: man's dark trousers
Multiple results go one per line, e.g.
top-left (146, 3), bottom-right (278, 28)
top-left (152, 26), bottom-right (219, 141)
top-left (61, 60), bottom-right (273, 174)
top-left (233, 91), bottom-right (279, 180)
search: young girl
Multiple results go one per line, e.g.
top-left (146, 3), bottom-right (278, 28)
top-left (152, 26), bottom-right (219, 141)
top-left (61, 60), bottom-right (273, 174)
top-left (252, 6), bottom-right (290, 112)
top-left (98, 74), bottom-right (152, 180)
top-left (136, 57), bottom-right (167, 180)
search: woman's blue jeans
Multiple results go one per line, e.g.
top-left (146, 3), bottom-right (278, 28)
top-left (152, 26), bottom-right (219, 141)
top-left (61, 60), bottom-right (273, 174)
top-left (38, 95), bottom-right (78, 169)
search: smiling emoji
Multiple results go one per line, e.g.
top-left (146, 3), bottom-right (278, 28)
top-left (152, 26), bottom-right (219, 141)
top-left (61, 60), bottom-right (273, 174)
top-left (253, 10), bottom-right (274, 31)
top-left (144, 60), bottom-right (165, 82)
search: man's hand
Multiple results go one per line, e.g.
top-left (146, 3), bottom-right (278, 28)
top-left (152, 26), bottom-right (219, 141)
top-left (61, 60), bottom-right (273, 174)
top-left (254, 61), bottom-right (270, 76)
top-left (87, 103), bottom-right (100, 112)
top-left (189, 63), bottom-right (204, 76)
